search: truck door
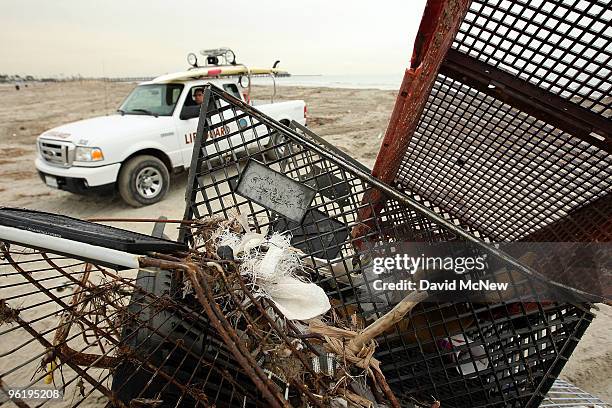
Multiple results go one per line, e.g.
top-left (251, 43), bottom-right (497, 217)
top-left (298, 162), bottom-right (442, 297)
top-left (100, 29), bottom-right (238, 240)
top-left (176, 85), bottom-right (208, 166)
top-left (176, 83), bottom-right (258, 168)
top-left (178, 85), bottom-right (240, 167)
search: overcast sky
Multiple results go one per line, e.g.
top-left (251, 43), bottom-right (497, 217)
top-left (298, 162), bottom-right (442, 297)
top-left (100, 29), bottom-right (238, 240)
top-left (1, 0), bottom-right (426, 77)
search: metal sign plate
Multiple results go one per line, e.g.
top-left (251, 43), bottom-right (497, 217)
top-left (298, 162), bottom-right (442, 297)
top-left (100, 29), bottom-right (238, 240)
top-left (235, 160), bottom-right (316, 223)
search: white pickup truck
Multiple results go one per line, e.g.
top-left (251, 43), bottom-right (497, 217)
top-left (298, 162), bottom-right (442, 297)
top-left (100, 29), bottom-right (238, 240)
top-left (35, 75), bottom-right (306, 206)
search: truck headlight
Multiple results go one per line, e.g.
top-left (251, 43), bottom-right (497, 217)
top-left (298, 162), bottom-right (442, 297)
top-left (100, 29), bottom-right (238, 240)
top-left (75, 147), bottom-right (104, 162)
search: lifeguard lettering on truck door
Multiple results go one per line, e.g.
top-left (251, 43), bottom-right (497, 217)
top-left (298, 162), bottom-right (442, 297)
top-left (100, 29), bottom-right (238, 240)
top-left (184, 125), bottom-right (231, 144)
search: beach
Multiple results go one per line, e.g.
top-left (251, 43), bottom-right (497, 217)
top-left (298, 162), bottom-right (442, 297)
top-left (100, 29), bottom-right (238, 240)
top-left (0, 80), bottom-right (610, 403)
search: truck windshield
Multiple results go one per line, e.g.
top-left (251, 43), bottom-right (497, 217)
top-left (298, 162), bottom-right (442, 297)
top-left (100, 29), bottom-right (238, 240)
top-left (119, 84), bottom-right (184, 116)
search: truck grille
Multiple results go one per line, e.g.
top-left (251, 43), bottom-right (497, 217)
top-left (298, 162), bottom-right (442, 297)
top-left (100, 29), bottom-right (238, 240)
top-left (39, 140), bottom-right (73, 167)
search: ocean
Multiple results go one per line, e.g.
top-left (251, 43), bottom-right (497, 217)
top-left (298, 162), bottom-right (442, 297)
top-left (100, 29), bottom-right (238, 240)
top-left (251, 74), bottom-right (404, 91)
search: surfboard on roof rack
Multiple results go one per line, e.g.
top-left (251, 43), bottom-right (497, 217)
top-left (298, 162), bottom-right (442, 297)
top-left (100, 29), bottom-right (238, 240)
top-left (150, 65), bottom-right (289, 84)
top-left (150, 47), bottom-right (290, 84)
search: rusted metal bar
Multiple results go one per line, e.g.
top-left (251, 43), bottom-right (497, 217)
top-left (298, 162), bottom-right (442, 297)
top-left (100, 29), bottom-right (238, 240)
top-left (371, 0), bottom-right (472, 183)
top-left (354, 0), bottom-right (472, 242)
top-left (54, 344), bottom-right (119, 369)
top-left (440, 49), bottom-right (612, 153)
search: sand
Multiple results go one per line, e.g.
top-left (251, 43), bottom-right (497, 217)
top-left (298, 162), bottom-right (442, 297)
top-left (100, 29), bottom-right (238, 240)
top-left (0, 81), bottom-right (610, 403)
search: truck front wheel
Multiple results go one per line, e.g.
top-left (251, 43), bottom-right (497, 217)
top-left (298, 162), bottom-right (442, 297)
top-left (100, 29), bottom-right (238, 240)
top-left (118, 155), bottom-right (170, 207)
